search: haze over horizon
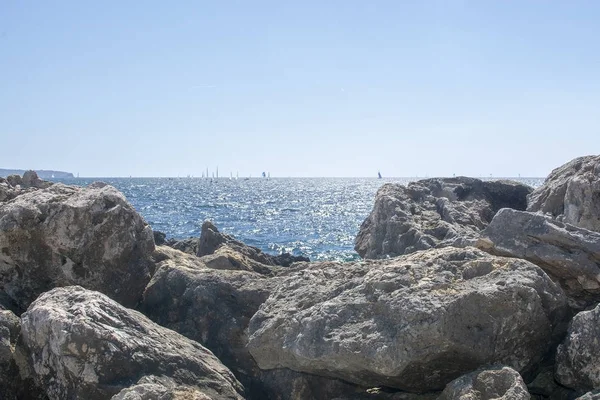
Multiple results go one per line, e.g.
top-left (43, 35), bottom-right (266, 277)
top-left (1, 1), bottom-right (599, 178)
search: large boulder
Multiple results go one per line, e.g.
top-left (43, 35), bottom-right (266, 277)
top-left (355, 178), bottom-right (532, 259)
top-left (0, 182), bottom-right (155, 312)
top-left (477, 208), bottom-right (600, 307)
top-left (21, 286), bottom-right (244, 400)
top-left (142, 246), bottom-right (274, 388)
top-left (555, 303), bottom-right (600, 392)
top-left (0, 309), bottom-right (46, 399)
top-left (438, 366), bottom-right (530, 400)
top-left (142, 247), bottom-right (386, 400)
top-left (247, 247), bottom-right (567, 393)
top-left (528, 155), bottom-right (600, 232)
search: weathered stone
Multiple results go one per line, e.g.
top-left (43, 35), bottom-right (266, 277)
top-left (355, 178), bottom-right (532, 259)
top-left (6, 175), bottom-right (22, 187)
top-left (142, 247), bottom-right (379, 400)
top-left (111, 376), bottom-right (212, 400)
top-left (248, 247), bottom-right (567, 393)
top-left (141, 247), bottom-right (273, 396)
top-left (555, 303), bottom-right (600, 392)
top-left (197, 220), bottom-right (309, 267)
top-left (21, 286), bottom-right (244, 400)
top-left (200, 245), bottom-right (280, 276)
top-left (165, 236), bottom-right (201, 255)
top-left (576, 391), bottom-right (600, 400)
top-left (0, 171), bottom-right (52, 204)
top-left (153, 230), bottom-right (167, 246)
top-left (528, 155), bottom-right (600, 232)
top-left (0, 182), bottom-right (155, 312)
top-left (0, 309), bottom-right (47, 399)
top-left (438, 366), bottom-right (530, 399)
top-left (477, 208), bottom-right (600, 307)
top-left (526, 366), bottom-right (574, 399)
top-left (21, 170), bottom-right (51, 189)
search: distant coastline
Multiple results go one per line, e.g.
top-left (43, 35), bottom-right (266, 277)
top-left (0, 168), bottom-right (74, 179)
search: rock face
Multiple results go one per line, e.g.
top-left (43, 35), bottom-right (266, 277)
top-left (247, 247), bottom-right (567, 393)
top-left (555, 303), bottom-right (600, 392)
top-left (0, 183), bottom-right (155, 312)
top-left (111, 376), bottom-right (213, 400)
top-left (477, 208), bottom-right (600, 307)
top-left (0, 309), bottom-right (46, 399)
top-left (143, 247), bottom-right (374, 400)
top-left (438, 366), bottom-right (530, 400)
top-left (528, 155), bottom-right (600, 232)
top-left (21, 286), bottom-right (244, 400)
top-left (142, 246), bottom-right (274, 388)
top-left (355, 178), bottom-right (532, 259)
top-left (197, 221), bottom-right (309, 267)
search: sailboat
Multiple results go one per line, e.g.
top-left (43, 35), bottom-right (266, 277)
top-left (378, 171), bottom-right (382, 179)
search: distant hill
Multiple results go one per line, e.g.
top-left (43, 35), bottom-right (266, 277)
top-left (0, 169), bottom-right (74, 179)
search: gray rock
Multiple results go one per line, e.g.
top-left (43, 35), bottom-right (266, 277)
top-left (21, 170), bottom-right (51, 189)
top-left (526, 366), bottom-right (573, 399)
top-left (197, 220), bottom-right (309, 267)
top-left (477, 208), bottom-right (600, 307)
top-left (200, 245), bottom-right (281, 276)
top-left (111, 376), bottom-right (213, 400)
top-left (21, 286), bottom-right (244, 400)
top-left (247, 247), bottom-right (567, 393)
top-left (0, 309), bottom-right (47, 399)
top-left (576, 392), bottom-right (600, 400)
top-left (355, 178), bottom-right (532, 259)
top-left (438, 366), bottom-right (530, 399)
top-left (165, 237), bottom-right (200, 255)
top-left (0, 182), bottom-right (155, 312)
top-left (555, 303), bottom-right (600, 392)
top-left (6, 175), bottom-right (22, 187)
top-left (142, 247), bottom-right (383, 400)
top-left (153, 230), bottom-right (167, 246)
top-left (528, 155), bottom-right (600, 232)
top-left (0, 171), bottom-right (52, 204)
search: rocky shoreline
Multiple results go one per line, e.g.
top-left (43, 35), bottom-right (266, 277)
top-left (1, 156), bottom-right (600, 399)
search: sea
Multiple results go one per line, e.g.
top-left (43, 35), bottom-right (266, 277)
top-left (55, 177), bottom-right (545, 262)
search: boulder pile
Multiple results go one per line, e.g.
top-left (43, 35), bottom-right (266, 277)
top-left (1, 156), bottom-right (600, 399)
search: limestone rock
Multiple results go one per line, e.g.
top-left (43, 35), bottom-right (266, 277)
top-left (21, 170), bottom-right (51, 189)
top-left (0, 309), bottom-right (47, 399)
top-left (197, 220), bottom-right (309, 267)
top-left (0, 171), bottom-right (52, 204)
top-left (528, 155), bottom-right (600, 232)
top-left (0, 182), bottom-right (155, 312)
top-left (111, 376), bottom-right (212, 400)
top-left (142, 247), bottom-right (377, 400)
top-left (141, 248), bottom-right (273, 395)
top-left (165, 236), bottom-right (200, 255)
top-left (247, 247), bottom-right (567, 393)
top-left (438, 366), bottom-right (530, 399)
top-left (555, 303), bottom-right (600, 392)
top-left (200, 245), bottom-right (281, 276)
top-left (355, 178), bottom-right (532, 259)
top-left (21, 286), bottom-right (244, 400)
top-left (477, 208), bottom-right (600, 307)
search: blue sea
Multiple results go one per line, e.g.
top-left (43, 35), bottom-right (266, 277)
top-left (56, 177), bottom-right (545, 261)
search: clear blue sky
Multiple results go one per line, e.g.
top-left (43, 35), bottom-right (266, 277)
top-left (1, 1), bottom-right (599, 177)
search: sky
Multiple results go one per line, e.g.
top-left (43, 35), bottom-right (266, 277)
top-left (1, 1), bottom-right (599, 178)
